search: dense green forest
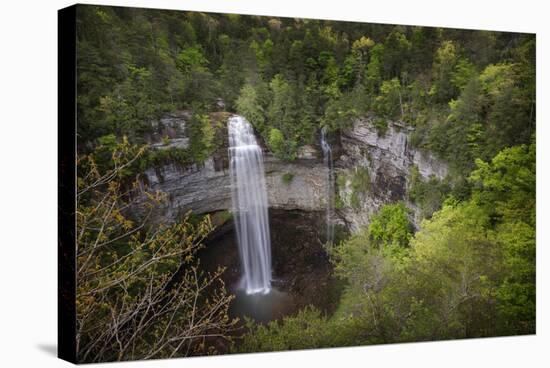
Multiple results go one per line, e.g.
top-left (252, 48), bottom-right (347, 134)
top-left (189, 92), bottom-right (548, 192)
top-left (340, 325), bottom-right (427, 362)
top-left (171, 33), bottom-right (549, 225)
top-left (77, 6), bottom-right (534, 170)
top-left (239, 144), bottom-right (535, 350)
top-left (75, 5), bottom-right (535, 360)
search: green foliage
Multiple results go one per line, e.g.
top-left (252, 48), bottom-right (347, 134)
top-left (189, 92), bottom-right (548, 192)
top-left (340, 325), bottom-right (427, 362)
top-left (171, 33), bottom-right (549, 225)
top-left (266, 74), bottom-right (316, 146)
top-left (321, 88), bottom-right (364, 133)
top-left (335, 167), bottom-right (374, 211)
top-left (96, 64), bottom-right (161, 141)
top-left (268, 74), bottom-right (295, 125)
top-left (236, 307), bottom-right (341, 352)
top-left (470, 143), bottom-right (535, 225)
top-left (341, 37), bottom-right (375, 89)
top-left (382, 27), bottom-right (411, 78)
top-left (423, 57), bottom-right (533, 178)
top-left (268, 128), bottom-right (297, 161)
top-left (365, 43), bottom-right (384, 92)
top-left (175, 46), bottom-right (208, 74)
top-left (445, 77), bottom-right (484, 170)
top-left (139, 112), bottom-right (225, 171)
top-left (372, 117), bottom-right (389, 136)
top-left (493, 221), bottom-right (535, 333)
top-left (451, 58), bottom-right (477, 91)
top-left (241, 142), bottom-right (535, 347)
top-left (408, 166), bottom-right (451, 219)
top-left (264, 182), bottom-right (530, 346)
top-left (268, 128), bottom-right (285, 156)
top-left (250, 38), bottom-right (274, 74)
top-left (330, 227), bottom-right (376, 284)
top-left (368, 202), bottom-right (413, 248)
top-left (470, 144), bottom-right (535, 333)
top-left (331, 203), bottom-right (412, 279)
top-left (374, 78), bottom-right (403, 120)
top-left (430, 40), bottom-right (459, 102)
top-left (351, 167), bottom-right (370, 194)
top-left (75, 5), bottom-right (536, 356)
top-left (403, 202), bottom-right (501, 340)
top-left (478, 63), bottom-right (533, 156)
top-left (187, 113), bottom-right (216, 163)
top-left (76, 142), bottom-right (236, 361)
top-left (143, 146), bottom-right (193, 170)
top-left (236, 84), bottom-right (265, 131)
top-left (77, 4), bottom-right (535, 185)
top-left (281, 172), bottom-right (294, 184)
top-left (89, 134), bottom-right (148, 180)
top-left (323, 203), bottom-right (415, 342)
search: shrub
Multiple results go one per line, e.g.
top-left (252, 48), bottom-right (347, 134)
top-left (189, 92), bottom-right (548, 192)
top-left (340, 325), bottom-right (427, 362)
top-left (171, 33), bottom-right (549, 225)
top-left (76, 142), bottom-right (236, 362)
top-left (368, 202), bottom-right (413, 248)
top-left (282, 172), bottom-right (294, 184)
top-left (235, 307), bottom-right (342, 353)
top-left (268, 128), bottom-right (297, 161)
top-left (373, 117), bottom-right (389, 136)
top-left (408, 165), bottom-right (451, 219)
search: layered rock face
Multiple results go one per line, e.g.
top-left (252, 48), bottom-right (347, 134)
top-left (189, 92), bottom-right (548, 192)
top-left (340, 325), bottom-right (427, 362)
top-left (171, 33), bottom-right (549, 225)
top-left (143, 155), bottom-right (328, 221)
top-left (142, 113), bottom-right (447, 231)
top-left (264, 157), bottom-right (327, 211)
top-left (336, 117), bottom-right (448, 230)
top-left (144, 159), bottom-right (231, 220)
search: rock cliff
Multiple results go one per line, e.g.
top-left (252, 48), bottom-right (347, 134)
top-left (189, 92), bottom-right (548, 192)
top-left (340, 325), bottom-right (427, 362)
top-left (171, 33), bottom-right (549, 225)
top-left (336, 117), bottom-right (448, 231)
top-left (143, 155), bottom-right (328, 222)
top-left (142, 113), bottom-right (447, 231)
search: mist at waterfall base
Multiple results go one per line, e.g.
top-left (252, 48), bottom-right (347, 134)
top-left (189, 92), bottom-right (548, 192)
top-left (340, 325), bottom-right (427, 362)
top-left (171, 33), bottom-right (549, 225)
top-left (227, 115), bottom-right (294, 321)
top-left (226, 116), bottom-right (341, 322)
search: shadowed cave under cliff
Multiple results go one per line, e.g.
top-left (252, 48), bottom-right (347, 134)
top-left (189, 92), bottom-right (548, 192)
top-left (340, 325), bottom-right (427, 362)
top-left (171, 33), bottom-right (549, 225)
top-left (198, 209), bottom-right (344, 324)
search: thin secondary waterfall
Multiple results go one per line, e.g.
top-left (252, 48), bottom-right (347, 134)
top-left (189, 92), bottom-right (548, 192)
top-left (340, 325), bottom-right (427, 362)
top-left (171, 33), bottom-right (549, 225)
top-left (320, 127), bottom-right (335, 245)
top-left (228, 115), bottom-right (272, 295)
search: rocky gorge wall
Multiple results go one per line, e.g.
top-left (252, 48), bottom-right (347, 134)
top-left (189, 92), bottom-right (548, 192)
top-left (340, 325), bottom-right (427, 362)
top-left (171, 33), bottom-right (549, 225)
top-left (143, 155), bottom-right (328, 221)
top-left (142, 112), bottom-right (447, 232)
top-left (335, 117), bottom-right (448, 231)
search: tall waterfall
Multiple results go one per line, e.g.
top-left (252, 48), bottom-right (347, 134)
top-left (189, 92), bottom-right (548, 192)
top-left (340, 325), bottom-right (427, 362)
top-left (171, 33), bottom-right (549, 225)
top-left (228, 115), bottom-right (272, 295)
top-left (320, 127), bottom-right (335, 245)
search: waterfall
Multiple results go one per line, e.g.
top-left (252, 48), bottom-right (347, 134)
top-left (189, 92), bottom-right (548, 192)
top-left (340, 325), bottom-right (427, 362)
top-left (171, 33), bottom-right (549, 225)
top-left (320, 127), bottom-right (335, 245)
top-left (228, 115), bottom-right (272, 295)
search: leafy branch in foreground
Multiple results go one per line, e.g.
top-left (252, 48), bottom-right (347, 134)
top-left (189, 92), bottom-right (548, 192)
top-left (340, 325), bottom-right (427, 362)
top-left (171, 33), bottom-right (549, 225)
top-left (76, 139), bottom-right (237, 362)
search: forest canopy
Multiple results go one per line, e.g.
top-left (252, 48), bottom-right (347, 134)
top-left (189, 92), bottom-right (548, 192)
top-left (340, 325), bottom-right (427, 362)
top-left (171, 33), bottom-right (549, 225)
top-left (75, 4), bottom-right (535, 360)
top-left (77, 5), bottom-right (534, 173)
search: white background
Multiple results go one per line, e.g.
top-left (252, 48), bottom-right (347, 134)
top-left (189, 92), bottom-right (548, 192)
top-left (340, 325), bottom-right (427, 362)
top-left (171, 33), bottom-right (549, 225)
top-left (0, 0), bottom-right (548, 366)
